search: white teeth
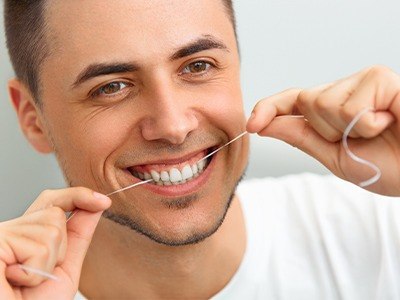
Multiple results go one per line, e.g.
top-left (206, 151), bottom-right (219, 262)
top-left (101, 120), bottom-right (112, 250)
top-left (191, 163), bottom-right (198, 175)
top-left (197, 160), bottom-right (205, 171)
top-left (150, 170), bottom-right (160, 181)
top-left (169, 168), bottom-right (182, 183)
top-left (133, 158), bottom-right (210, 186)
top-left (160, 171), bottom-right (170, 182)
top-left (181, 165), bottom-right (193, 180)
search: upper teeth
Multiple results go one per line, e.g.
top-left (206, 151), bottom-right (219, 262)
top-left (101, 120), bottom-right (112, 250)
top-left (134, 160), bottom-right (207, 186)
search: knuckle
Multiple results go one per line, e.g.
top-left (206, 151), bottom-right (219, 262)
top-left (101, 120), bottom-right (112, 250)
top-left (254, 99), bottom-right (264, 109)
top-left (340, 104), bottom-right (356, 120)
top-left (254, 97), bottom-right (269, 110)
top-left (367, 65), bottom-right (394, 80)
top-left (38, 189), bottom-right (54, 199)
top-left (71, 186), bottom-right (92, 197)
top-left (47, 206), bottom-right (67, 223)
top-left (284, 87), bottom-right (302, 95)
top-left (296, 90), bottom-right (311, 108)
top-left (314, 96), bottom-right (332, 112)
top-left (46, 225), bottom-right (63, 244)
top-left (36, 243), bottom-right (50, 260)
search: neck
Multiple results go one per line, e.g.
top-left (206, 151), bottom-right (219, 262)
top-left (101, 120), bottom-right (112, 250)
top-left (79, 196), bottom-right (246, 299)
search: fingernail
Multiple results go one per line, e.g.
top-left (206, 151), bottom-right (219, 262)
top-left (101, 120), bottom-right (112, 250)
top-left (93, 192), bottom-right (110, 201)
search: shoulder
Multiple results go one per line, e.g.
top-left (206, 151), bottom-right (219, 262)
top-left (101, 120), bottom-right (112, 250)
top-left (237, 172), bottom-right (399, 206)
top-left (74, 291), bottom-right (87, 300)
top-left (236, 173), bottom-right (400, 235)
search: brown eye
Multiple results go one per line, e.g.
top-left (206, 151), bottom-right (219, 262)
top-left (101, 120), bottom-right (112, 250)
top-left (182, 61), bottom-right (212, 74)
top-left (98, 82), bottom-right (129, 95)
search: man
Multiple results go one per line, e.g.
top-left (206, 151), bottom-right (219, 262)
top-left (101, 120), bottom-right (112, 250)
top-left (1, 0), bottom-right (400, 299)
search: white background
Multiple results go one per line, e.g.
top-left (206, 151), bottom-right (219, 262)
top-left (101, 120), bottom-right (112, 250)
top-left (1, 0), bottom-right (400, 220)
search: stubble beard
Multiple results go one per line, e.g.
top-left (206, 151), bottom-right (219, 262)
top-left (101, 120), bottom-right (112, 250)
top-left (50, 126), bottom-right (247, 246)
top-left (102, 169), bottom-right (246, 246)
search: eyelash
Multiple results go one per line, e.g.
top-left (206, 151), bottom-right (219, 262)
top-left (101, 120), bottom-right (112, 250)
top-left (89, 60), bottom-right (218, 99)
top-left (90, 81), bottom-right (133, 99)
top-left (180, 60), bottom-right (216, 77)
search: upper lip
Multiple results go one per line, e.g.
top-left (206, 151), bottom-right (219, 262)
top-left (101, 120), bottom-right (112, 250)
top-left (128, 145), bottom-right (217, 168)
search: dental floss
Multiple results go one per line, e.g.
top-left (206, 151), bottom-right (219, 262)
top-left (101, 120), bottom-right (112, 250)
top-left (342, 107), bottom-right (381, 187)
top-left (66, 210), bottom-right (77, 222)
top-left (16, 109), bottom-right (382, 283)
top-left (18, 264), bottom-right (59, 281)
top-left (106, 131), bottom-right (249, 196)
top-left (106, 179), bottom-right (154, 196)
top-left (197, 131), bottom-right (248, 163)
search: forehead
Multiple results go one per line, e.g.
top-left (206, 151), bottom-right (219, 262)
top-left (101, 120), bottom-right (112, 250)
top-left (45, 0), bottom-right (235, 63)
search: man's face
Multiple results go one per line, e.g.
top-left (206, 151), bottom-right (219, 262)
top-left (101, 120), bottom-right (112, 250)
top-left (38, 0), bottom-right (248, 245)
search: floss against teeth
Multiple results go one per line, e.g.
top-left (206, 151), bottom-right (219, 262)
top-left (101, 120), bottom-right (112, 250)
top-left (107, 131), bottom-right (249, 195)
top-left (108, 107), bottom-right (383, 196)
top-left (17, 107), bottom-right (383, 282)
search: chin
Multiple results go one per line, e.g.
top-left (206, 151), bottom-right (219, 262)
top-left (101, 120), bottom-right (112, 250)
top-left (103, 137), bottom-right (248, 246)
top-left (104, 188), bottom-right (236, 246)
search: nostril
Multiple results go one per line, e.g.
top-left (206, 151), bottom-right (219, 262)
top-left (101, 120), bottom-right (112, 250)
top-left (140, 115), bottom-right (198, 144)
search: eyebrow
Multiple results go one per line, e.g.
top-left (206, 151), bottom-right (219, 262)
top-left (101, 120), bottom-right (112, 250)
top-left (169, 35), bottom-right (229, 60)
top-left (72, 63), bottom-right (139, 88)
top-left (72, 35), bottom-right (229, 88)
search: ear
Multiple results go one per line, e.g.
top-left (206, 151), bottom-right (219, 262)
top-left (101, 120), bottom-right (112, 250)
top-left (8, 78), bottom-right (53, 154)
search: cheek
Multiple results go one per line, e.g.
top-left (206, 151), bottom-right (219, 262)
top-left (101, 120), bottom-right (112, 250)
top-left (50, 107), bottom-right (134, 164)
top-left (199, 86), bottom-right (245, 133)
top-left (81, 114), bottom-right (135, 158)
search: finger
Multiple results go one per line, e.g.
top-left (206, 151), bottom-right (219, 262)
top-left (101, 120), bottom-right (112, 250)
top-left (5, 236), bottom-right (55, 287)
top-left (259, 116), bottom-right (343, 177)
top-left (60, 210), bottom-right (104, 287)
top-left (0, 261), bottom-right (13, 298)
top-left (10, 208), bottom-right (68, 266)
top-left (26, 187), bottom-right (111, 215)
top-left (9, 222), bottom-right (67, 266)
top-left (340, 68), bottom-right (398, 138)
top-left (247, 88), bottom-right (302, 133)
top-left (314, 67), bottom-right (375, 137)
top-left (297, 87), bottom-right (343, 142)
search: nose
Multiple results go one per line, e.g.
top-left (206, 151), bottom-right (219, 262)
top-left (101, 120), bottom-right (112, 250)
top-left (140, 87), bottom-right (199, 145)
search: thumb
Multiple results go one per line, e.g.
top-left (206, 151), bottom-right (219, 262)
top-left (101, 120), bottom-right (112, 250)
top-left (0, 261), bottom-right (13, 298)
top-left (259, 116), bottom-right (341, 173)
top-left (59, 209), bottom-right (104, 286)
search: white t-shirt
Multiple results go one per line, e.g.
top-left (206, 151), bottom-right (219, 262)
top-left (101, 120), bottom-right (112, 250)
top-left (76, 173), bottom-right (400, 299)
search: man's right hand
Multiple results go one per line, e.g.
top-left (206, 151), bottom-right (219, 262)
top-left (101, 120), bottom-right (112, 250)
top-left (0, 187), bottom-right (111, 299)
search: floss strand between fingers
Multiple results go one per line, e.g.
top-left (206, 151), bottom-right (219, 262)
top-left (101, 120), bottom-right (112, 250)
top-left (18, 110), bottom-right (380, 285)
top-left (18, 264), bottom-right (59, 281)
top-left (342, 107), bottom-right (381, 187)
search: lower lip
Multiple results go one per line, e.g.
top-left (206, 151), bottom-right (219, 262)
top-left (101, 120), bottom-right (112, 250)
top-left (125, 155), bottom-right (217, 197)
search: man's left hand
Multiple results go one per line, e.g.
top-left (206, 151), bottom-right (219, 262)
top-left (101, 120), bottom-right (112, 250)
top-left (247, 65), bottom-right (400, 196)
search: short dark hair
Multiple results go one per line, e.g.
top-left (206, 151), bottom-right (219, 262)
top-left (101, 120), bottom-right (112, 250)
top-left (4, 0), bottom-right (237, 105)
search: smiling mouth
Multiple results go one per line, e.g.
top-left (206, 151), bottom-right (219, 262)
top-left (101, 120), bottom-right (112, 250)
top-left (127, 147), bottom-right (214, 186)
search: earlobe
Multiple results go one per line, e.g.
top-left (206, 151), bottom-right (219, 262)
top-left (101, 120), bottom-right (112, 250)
top-left (8, 79), bottom-right (53, 154)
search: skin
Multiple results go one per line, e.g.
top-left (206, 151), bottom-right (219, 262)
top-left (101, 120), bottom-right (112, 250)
top-left (248, 66), bottom-right (400, 196)
top-left (6, 0), bottom-right (248, 298)
top-left (2, 0), bottom-right (400, 299)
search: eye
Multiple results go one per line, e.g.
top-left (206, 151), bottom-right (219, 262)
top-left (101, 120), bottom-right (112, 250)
top-left (182, 61), bottom-right (212, 74)
top-left (93, 81), bottom-right (131, 96)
